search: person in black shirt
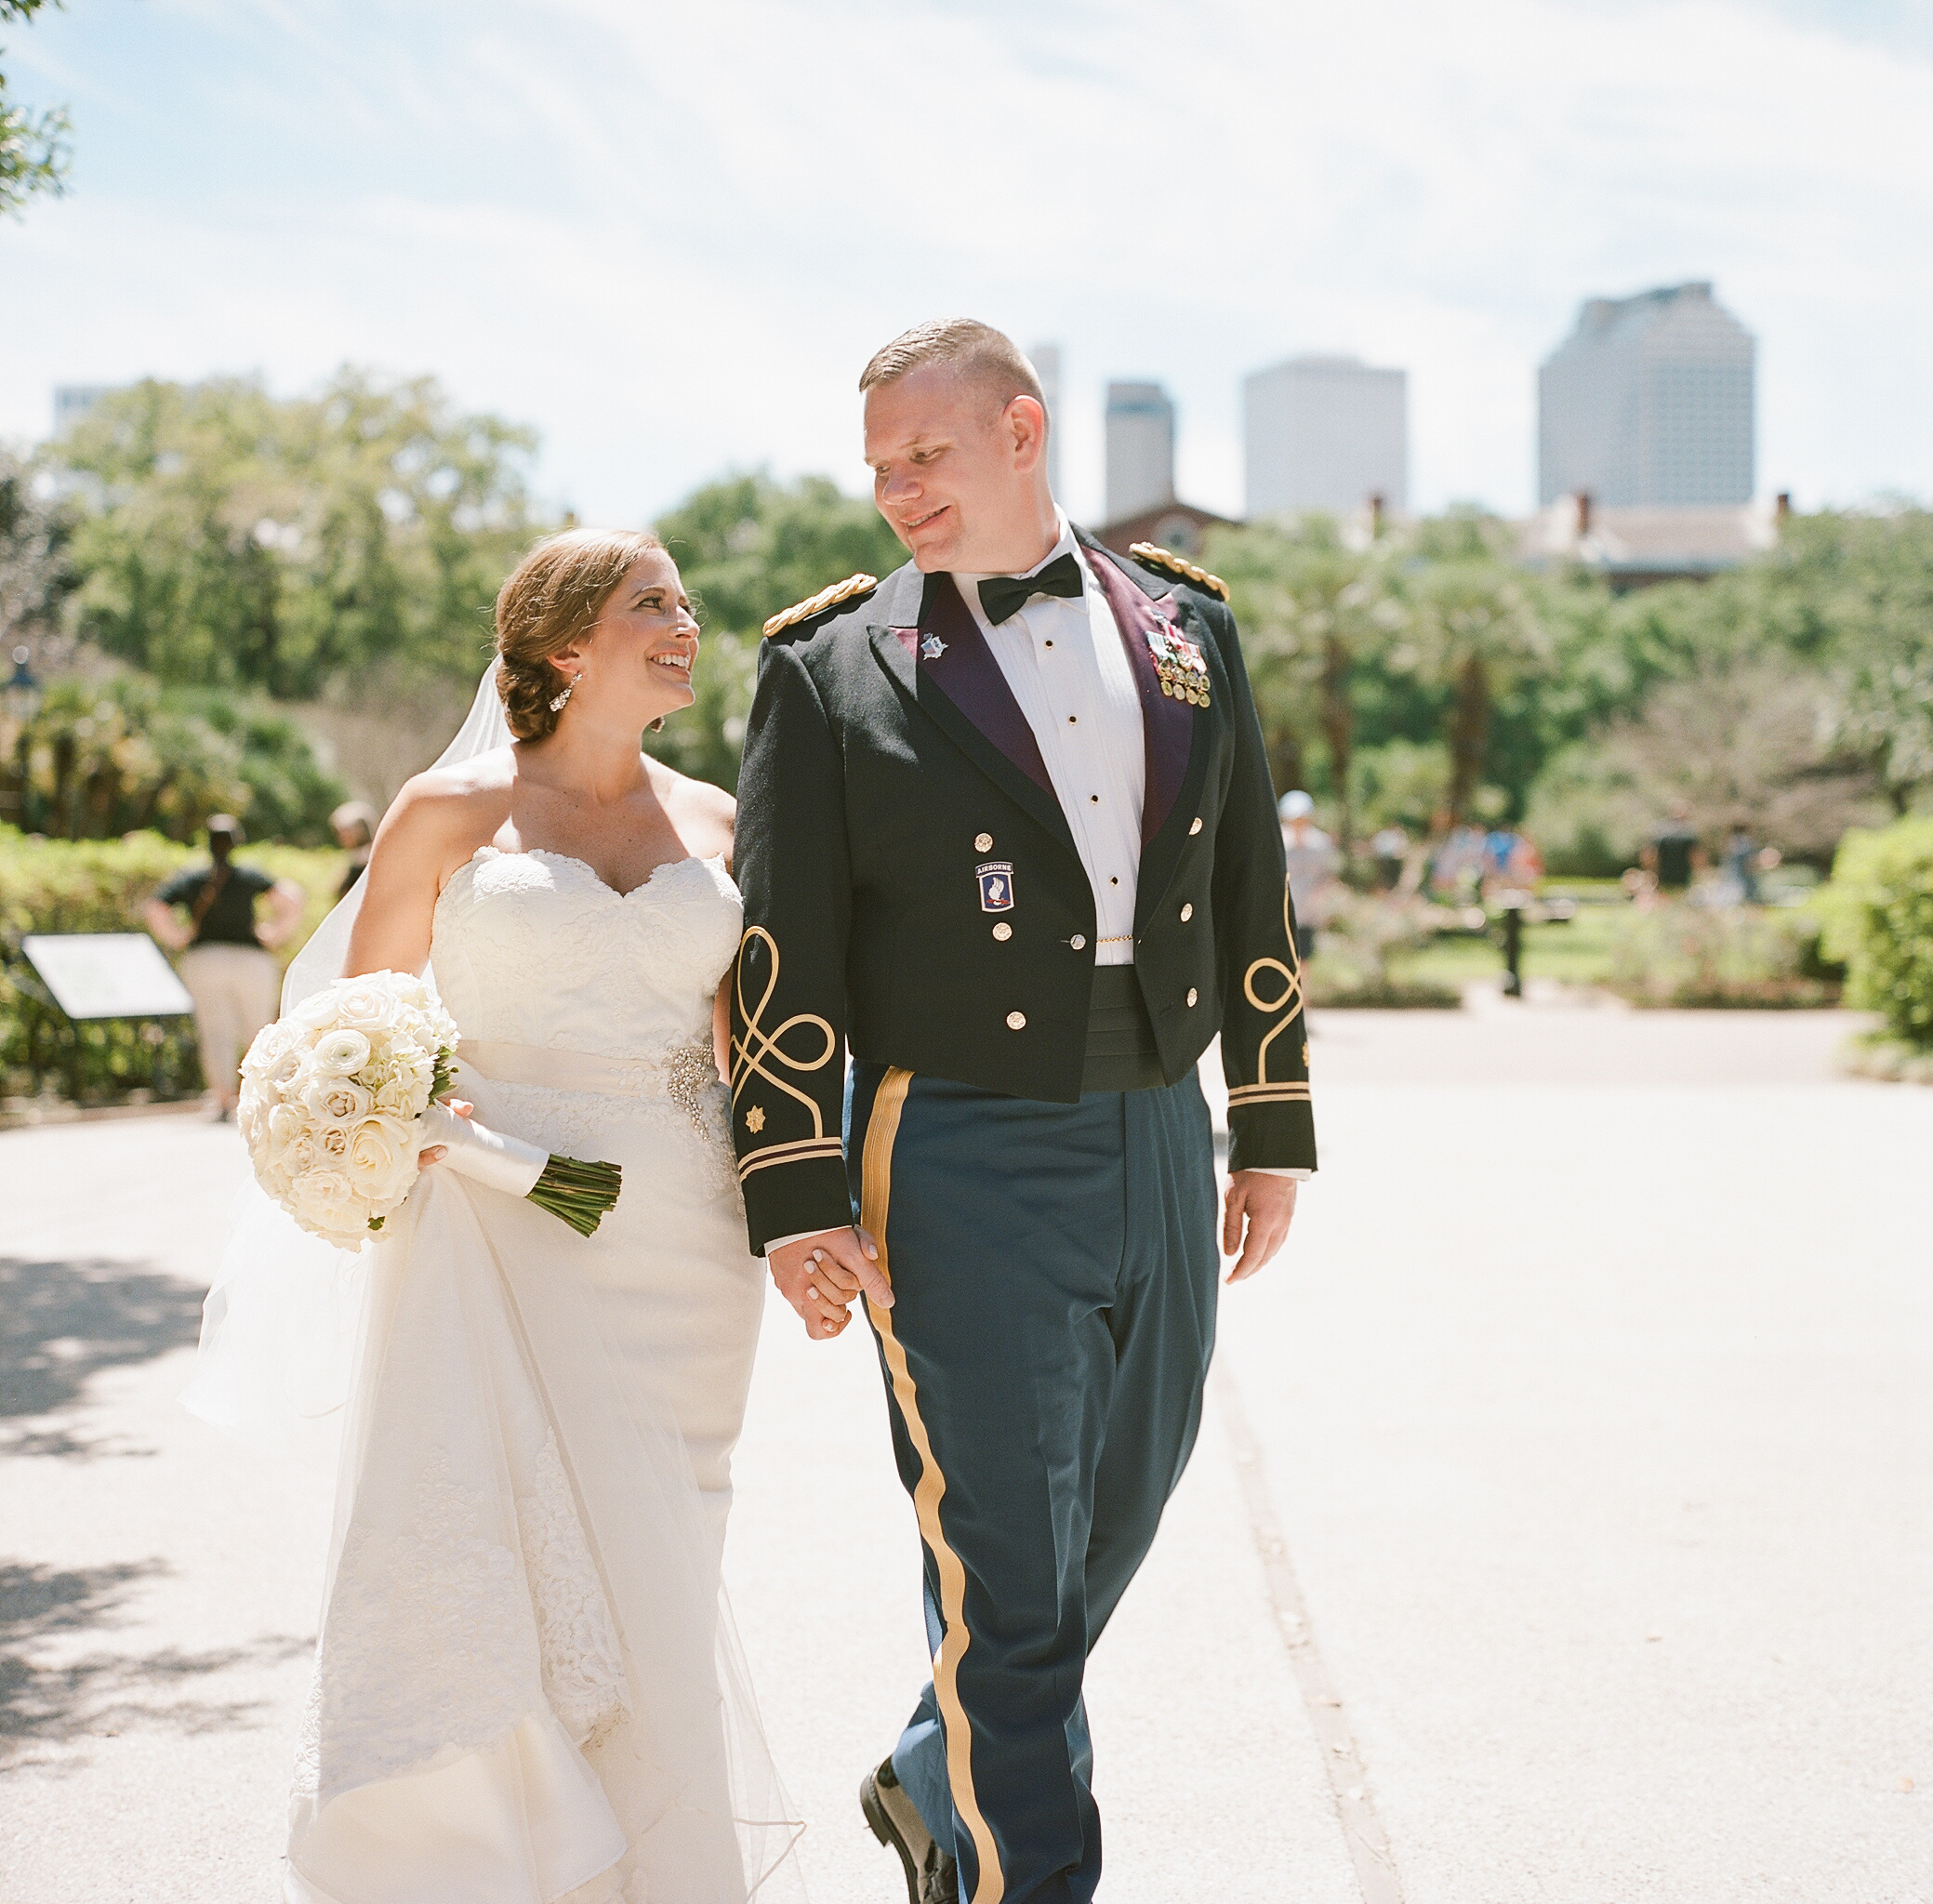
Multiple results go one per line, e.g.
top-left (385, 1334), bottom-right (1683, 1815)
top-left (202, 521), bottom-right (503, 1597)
top-left (331, 800), bottom-right (377, 901)
top-left (1642, 800), bottom-right (1705, 894)
top-left (141, 815), bottom-right (304, 1118)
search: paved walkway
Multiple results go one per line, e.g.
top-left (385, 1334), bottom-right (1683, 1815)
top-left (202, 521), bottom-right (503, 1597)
top-left (4, 1011), bottom-right (1928, 1902)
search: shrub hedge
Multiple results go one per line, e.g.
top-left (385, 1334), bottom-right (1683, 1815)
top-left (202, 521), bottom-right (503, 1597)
top-left (1816, 815), bottom-right (1933, 1052)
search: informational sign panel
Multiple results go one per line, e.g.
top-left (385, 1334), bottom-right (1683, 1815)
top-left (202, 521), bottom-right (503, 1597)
top-left (21, 934), bottom-right (196, 1021)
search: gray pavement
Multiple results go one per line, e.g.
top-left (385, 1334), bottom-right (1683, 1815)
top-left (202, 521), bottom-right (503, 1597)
top-left (3, 1009), bottom-right (1929, 1902)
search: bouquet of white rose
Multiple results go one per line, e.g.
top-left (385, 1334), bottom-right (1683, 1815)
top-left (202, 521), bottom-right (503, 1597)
top-left (238, 970), bottom-right (621, 1249)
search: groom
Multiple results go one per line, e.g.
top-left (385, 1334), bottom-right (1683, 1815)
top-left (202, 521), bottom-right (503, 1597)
top-left (730, 321), bottom-right (1315, 1904)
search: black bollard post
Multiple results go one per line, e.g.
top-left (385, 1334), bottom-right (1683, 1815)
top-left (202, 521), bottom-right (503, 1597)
top-left (1501, 900), bottom-right (1524, 998)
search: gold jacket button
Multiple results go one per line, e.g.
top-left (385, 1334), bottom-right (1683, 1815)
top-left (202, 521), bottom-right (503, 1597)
top-left (1180, 903), bottom-right (1194, 922)
top-left (992, 921), bottom-right (1013, 941)
top-left (1188, 816), bottom-right (1203, 836)
top-left (1006, 1010), bottom-right (1027, 1030)
top-left (1185, 987), bottom-right (1198, 1007)
top-left (1070, 933), bottom-right (1087, 950)
top-left (974, 832), bottom-right (994, 853)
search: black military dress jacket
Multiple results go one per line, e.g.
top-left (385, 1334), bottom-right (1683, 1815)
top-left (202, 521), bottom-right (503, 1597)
top-left (728, 531), bottom-right (1315, 1254)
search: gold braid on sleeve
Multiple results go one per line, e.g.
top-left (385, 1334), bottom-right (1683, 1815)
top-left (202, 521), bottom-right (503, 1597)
top-left (1226, 882), bottom-right (1311, 1110)
top-left (730, 926), bottom-right (844, 1178)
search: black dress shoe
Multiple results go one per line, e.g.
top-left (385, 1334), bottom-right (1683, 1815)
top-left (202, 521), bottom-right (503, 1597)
top-left (860, 1757), bottom-right (960, 1904)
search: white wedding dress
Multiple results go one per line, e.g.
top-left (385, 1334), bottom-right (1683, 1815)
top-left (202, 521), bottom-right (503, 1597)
top-left (187, 835), bottom-right (801, 1904)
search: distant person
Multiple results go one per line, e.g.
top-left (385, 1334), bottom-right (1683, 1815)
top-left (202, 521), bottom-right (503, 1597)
top-left (140, 815), bottom-right (303, 1120)
top-left (1643, 800), bottom-right (1703, 893)
top-left (1279, 788), bottom-right (1340, 956)
top-left (330, 799), bottom-right (378, 900)
top-left (1370, 823), bottom-right (1409, 891)
top-left (1722, 826), bottom-right (1761, 905)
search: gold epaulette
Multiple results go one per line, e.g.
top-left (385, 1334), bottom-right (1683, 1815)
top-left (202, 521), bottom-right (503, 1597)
top-left (761, 573), bottom-right (880, 641)
top-left (1128, 542), bottom-right (1229, 602)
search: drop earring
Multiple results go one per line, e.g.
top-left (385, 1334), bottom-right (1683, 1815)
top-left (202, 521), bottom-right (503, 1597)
top-left (549, 664), bottom-right (581, 714)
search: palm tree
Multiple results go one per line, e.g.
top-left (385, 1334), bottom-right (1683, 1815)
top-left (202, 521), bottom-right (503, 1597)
top-left (1209, 518), bottom-right (1402, 853)
top-left (1405, 558), bottom-right (1549, 831)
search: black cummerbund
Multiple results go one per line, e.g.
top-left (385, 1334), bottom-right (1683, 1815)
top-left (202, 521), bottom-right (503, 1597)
top-left (1080, 965), bottom-right (1167, 1094)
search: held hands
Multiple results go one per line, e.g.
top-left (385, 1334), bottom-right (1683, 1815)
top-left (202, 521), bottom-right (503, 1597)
top-left (1221, 1171), bottom-right (1298, 1284)
top-left (768, 1225), bottom-right (893, 1341)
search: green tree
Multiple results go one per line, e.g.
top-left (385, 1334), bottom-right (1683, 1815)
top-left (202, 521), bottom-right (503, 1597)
top-left (1208, 514), bottom-right (1403, 845)
top-left (53, 371), bottom-right (540, 698)
top-left (0, 0), bottom-right (68, 218)
top-left (0, 444), bottom-right (75, 646)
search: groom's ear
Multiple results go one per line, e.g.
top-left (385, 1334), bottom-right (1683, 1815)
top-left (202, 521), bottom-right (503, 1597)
top-left (1006, 394), bottom-right (1048, 470)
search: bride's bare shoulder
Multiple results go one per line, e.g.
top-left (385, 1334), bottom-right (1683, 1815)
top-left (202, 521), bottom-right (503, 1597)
top-left (646, 757), bottom-right (735, 860)
top-left (377, 749), bottom-right (517, 864)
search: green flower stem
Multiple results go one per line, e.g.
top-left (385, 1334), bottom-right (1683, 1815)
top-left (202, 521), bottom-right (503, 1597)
top-left (526, 1155), bottom-right (623, 1237)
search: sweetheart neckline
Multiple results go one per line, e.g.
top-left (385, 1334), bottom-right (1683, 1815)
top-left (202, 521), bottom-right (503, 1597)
top-left (455, 846), bottom-right (729, 903)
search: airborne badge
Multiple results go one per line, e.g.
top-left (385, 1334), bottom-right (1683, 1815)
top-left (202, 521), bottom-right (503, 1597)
top-left (1145, 616), bottom-right (1211, 707)
top-left (977, 862), bottom-right (1016, 911)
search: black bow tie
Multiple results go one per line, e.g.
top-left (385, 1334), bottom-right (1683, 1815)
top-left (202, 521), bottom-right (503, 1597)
top-left (978, 552), bottom-right (1083, 626)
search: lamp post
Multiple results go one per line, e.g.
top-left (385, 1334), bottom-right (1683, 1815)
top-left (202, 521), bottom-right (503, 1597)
top-left (5, 644), bottom-right (43, 830)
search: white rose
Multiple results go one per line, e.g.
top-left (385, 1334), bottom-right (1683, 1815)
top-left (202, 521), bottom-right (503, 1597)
top-left (330, 974), bottom-right (405, 1032)
top-left (316, 1123), bottom-right (351, 1162)
top-left (310, 1028), bottom-right (372, 1077)
top-left (241, 1019), bottom-right (298, 1081)
top-left (282, 1128), bottom-right (317, 1180)
top-left (288, 1168), bottom-right (363, 1244)
top-left (346, 1115), bottom-right (419, 1210)
top-left (258, 1102), bottom-right (306, 1167)
top-left (292, 989), bottom-right (341, 1031)
top-left (301, 1076), bottom-right (374, 1125)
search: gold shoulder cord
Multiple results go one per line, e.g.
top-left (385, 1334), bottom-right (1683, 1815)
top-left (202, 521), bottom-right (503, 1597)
top-left (1226, 883), bottom-right (1311, 1110)
top-left (762, 572), bottom-right (880, 641)
top-left (1127, 542), bottom-right (1229, 602)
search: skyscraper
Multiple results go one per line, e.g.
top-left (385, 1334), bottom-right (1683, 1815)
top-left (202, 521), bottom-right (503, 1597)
top-left (1243, 356), bottom-right (1408, 518)
top-left (1030, 343), bottom-right (1063, 498)
top-left (1538, 283), bottom-right (1755, 507)
top-left (1105, 381), bottom-right (1174, 522)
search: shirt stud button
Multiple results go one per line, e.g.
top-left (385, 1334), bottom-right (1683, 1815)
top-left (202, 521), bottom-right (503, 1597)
top-left (1070, 934), bottom-right (1087, 950)
top-left (1186, 987), bottom-right (1198, 1007)
top-left (1006, 1011), bottom-right (1027, 1030)
top-left (1180, 903), bottom-right (1194, 921)
top-left (974, 832), bottom-right (993, 853)
top-left (992, 921), bottom-right (1013, 941)
top-left (1189, 816), bottom-right (1204, 836)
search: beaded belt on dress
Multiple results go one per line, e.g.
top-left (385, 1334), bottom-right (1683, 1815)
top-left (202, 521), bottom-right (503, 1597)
top-left (457, 1038), bottom-right (722, 1130)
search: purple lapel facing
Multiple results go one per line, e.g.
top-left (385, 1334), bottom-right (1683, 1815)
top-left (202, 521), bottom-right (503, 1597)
top-left (915, 575), bottom-right (1056, 798)
top-left (1082, 545), bottom-right (1196, 845)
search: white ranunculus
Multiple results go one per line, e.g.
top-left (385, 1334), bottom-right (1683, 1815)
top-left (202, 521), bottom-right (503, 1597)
top-left (310, 1027), bottom-right (372, 1078)
top-left (301, 1076), bottom-right (374, 1125)
top-left (346, 1114), bottom-right (419, 1210)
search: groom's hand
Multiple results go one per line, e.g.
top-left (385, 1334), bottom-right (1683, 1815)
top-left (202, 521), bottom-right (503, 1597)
top-left (768, 1226), bottom-right (892, 1341)
top-left (1222, 1172), bottom-right (1298, 1283)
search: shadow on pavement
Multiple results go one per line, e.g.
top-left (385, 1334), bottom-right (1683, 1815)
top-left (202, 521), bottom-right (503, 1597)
top-left (0, 1560), bottom-right (310, 1769)
top-left (0, 1256), bottom-right (206, 1454)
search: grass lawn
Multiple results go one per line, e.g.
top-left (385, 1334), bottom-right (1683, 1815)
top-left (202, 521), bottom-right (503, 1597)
top-left (1357, 902), bottom-right (1628, 995)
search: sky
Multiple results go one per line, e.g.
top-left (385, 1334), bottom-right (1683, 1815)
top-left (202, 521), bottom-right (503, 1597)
top-left (4, 0), bottom-right (1931, 527)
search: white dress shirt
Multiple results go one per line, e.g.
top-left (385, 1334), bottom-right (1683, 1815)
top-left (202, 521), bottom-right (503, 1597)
top-left (954, 513), bottom-right (1144, 967)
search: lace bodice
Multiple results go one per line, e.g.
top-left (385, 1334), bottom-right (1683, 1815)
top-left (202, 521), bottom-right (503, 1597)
top-left (431, 849), bottom-right (741, 1061)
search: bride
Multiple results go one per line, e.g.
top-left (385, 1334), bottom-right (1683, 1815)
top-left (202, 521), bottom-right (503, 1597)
top-left (187, 529), bottom-right (857, 1903)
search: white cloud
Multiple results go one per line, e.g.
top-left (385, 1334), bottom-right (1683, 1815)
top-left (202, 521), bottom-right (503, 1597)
top-left (3, 0), bottom-right (1929, 522)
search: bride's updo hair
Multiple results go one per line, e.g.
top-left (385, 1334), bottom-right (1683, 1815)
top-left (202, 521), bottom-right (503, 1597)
top-left (494, 528), bottom-right (669, 741)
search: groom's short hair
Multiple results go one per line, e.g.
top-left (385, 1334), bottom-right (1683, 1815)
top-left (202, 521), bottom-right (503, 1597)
top-left (859, 320), bottom-right (1045, 417)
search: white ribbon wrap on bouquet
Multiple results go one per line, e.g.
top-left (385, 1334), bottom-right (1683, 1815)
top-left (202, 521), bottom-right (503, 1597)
top-left (418, 1100), bottom-right (547, 1202)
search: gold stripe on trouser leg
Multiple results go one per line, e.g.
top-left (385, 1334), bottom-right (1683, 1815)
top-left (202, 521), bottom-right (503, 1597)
top-left (861, 1067), bottom-right (1005, 1904)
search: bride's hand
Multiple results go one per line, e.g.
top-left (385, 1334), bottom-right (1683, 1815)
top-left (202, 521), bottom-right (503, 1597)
top-left (417, 1098), bottom-right (474, 1169)
top-left (768, 1226), bottom-right (889, 1341)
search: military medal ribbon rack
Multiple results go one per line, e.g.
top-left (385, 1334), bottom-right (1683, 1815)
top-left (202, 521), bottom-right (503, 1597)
top-left (1147, 624), bottom-right (1211, 707)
